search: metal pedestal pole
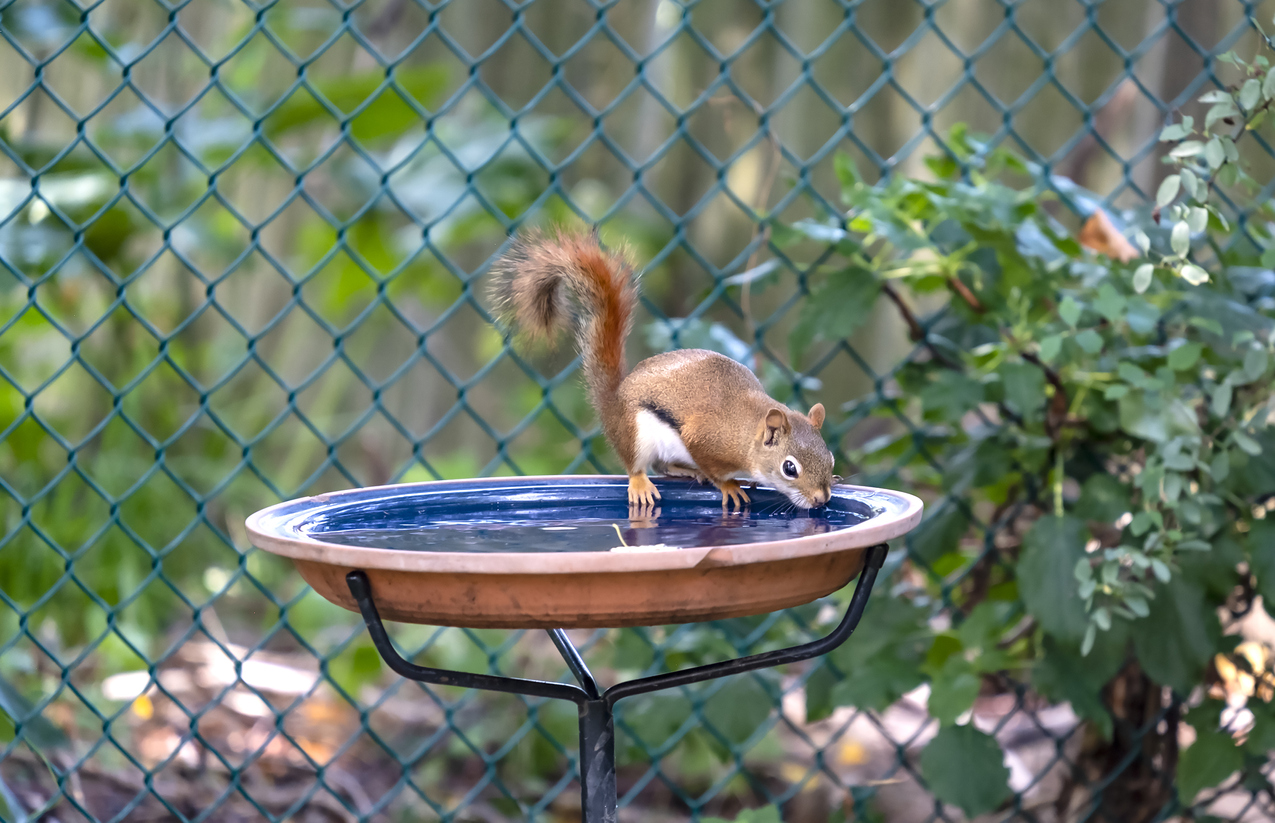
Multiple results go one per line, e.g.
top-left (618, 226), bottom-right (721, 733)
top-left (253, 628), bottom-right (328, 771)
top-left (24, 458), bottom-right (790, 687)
top-left (345, 543), bottom-right (889, 823)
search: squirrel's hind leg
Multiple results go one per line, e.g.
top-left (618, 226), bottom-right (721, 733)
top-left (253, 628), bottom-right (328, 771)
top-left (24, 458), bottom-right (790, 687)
top-left (660, 462), bottom-right (709, 484)
top-left (627, 472), bottom-right (661, 509)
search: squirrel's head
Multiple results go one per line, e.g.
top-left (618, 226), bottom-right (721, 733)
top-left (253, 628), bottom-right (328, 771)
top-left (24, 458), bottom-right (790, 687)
top-left (752, 403), bottom-right (835, 509)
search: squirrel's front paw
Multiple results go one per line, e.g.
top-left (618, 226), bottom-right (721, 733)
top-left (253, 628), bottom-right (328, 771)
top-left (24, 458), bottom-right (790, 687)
top-left (627, 473), bottom-right (661, 509)
top-left (718, 480), bottom-right (750, 512)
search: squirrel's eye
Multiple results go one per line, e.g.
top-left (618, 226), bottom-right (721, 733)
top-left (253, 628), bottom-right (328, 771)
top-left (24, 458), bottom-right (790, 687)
top-left (782, 459), bottom-right (799, 479)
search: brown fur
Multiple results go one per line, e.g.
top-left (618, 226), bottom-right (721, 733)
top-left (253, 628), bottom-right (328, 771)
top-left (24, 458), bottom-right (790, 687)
top-left (492, 232), bottom-right (835, 509)
top-left (490, 230), bottom-right (639, 465)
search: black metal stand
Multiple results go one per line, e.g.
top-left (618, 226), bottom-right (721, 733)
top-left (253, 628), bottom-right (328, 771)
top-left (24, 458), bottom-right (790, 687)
top-left (345, 543), bottom-right (889, 823)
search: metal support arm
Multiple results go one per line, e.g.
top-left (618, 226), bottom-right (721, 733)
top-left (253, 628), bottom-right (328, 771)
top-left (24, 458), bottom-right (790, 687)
top-left (345, 571), bottom-right (590, 704)
top-left (344, 542), bottom-right (890, 823)
top-left (602, 542), bottom-right (888, 704)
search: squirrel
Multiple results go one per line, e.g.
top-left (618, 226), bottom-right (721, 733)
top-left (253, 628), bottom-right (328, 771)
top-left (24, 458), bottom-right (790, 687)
top-left (490, 230), bottom-right (835, 511)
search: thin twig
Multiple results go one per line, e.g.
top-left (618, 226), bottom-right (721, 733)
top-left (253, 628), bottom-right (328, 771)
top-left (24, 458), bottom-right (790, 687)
top-left (880, 282), bottom-right (925, 341)
top-left (880, 282), bottom-right (962, 370)
top-left (1021, 350), bottom-right (1070, 438)
top-left (947, 275), bottom-right (986, 313)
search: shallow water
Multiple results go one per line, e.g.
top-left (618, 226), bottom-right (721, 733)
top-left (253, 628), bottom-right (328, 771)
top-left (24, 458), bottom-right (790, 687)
top-left (299, 486), bottom-right (875, 553)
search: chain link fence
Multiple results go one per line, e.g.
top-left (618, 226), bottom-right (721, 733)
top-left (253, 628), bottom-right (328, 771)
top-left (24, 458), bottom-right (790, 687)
top-left (0, 0), bottom-right (1273, 821)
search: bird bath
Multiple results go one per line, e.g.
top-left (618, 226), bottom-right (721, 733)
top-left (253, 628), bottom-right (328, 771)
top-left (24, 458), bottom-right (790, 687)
top-left (246, 476), bottom-right (922, 822)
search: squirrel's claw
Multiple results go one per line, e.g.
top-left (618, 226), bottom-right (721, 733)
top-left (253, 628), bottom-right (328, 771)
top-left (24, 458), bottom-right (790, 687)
top-left (718, 480), bottom-right (750, 512)
top-left (627, 473), bottom-right (661, 510)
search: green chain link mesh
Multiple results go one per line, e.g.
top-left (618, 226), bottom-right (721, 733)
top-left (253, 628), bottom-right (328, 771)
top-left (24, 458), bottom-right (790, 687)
top-left (0, 0), bottom-right (1271, 821)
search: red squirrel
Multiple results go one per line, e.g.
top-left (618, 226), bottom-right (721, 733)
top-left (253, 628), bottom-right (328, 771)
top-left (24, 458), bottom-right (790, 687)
top-left (491, 230), bottom-right (834, 511)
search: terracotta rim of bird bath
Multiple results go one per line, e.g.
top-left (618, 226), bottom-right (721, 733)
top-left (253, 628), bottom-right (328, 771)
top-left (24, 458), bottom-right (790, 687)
top-left (244, 476), bottom-right (923, 628)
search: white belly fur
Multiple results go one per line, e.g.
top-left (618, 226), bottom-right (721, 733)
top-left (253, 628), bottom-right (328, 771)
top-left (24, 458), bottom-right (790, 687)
top-left (633, 410), bottom-right (696, 470)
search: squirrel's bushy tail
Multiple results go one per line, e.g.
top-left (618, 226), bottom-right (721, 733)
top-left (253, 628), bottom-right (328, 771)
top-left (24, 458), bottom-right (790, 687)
top-left (490, 230), bottom-right (637, 419)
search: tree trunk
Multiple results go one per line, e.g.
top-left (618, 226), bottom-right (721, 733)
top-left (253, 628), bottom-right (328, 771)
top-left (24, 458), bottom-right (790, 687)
top-left (1062, 662), bottom-right (1178, 823)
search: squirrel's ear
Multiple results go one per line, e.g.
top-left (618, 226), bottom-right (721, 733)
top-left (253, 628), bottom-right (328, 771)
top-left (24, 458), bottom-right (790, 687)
top-left (808, 403), bottom-right (825, 431)
top-left (763, 408), bottom-right (790, 446)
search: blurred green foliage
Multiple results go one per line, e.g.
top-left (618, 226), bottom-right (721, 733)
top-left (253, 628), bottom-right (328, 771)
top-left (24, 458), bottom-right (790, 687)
top-left (3, 1), bottom-right (1275, 820)
top-left (774, 95), bottom-right (1275, 811)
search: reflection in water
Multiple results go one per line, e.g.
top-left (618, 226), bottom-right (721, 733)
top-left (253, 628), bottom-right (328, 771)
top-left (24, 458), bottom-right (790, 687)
top-left (303, 486), bottom-right (874, 554)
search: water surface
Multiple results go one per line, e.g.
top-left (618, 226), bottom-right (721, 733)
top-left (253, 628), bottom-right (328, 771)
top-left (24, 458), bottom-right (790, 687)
top-left (299, 483), bottom-right (876, 553)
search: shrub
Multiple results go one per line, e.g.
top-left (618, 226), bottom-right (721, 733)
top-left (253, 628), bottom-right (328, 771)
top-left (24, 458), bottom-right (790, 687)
top-left (780, 50), bottom-right (1275, 820)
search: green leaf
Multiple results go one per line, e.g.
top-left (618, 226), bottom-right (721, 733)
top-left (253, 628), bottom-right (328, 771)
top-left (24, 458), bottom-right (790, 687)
top-left (1188, 315), bottom-right (1224, 335)
top-left (1264, 66), bottom-right (1275, 100)
top-left (1059, 296), bottom-right (1082, 327)
top-left (821, 595), bottom-right (929, 713)
top-left (790, 268), bottom-right (882, 355)
top-left (1094, 284), bottom-right (1126, 323)
top-left (1234, 431), bottom-right (1263, 456)
top-left (1243, 347), bottom-right (1269, 381)
top-left (1118, 392), bottom-right (1199, 444)
top-left (928, 658), bottom-right (982, 725)
top-left (919, 725), bottom-right (1012, 818)
top-left (1171, 221), bottom-right (1190, 257)
top-left (1159, 123), bottom-right (1191, 141)
top-left (1248, 520), bottom-right (1275, 608)
top-left (1247, 700), bottom-right (1275, 755)
top-left (702, 676), bottom-right (774, 746)
top-left (909, 499), bottom-right (970, 564)
top-left (1167, 341), bottom-right (1203, 371)
top-left (1019, 516), bottom-right (1090, 643)
top-left (926, 632), bottom-right (964, 671)
top-left (1212, 381), bottom-right (1233, 418)
top-left (1204, 137), bottom-right (1226, 169)
top-left (1093, 606), bottom-right (1111, 630)
top-left (1240, 77), bottom-right (1262, 111)
top-left (1180, 168), bottom-right (1200, 199)
top-left (920, 371), bottom-right (985, 421)
top-left (999, 361), bottom-right (1046, 420)
top-left (1155, 174), bottom-right (1180, 207)
top-left (1077, 474), bottom-right (1131, 522)
top-left (1131, 577), bottom-right (1221, 693)
top-left (1180, 263), bottom-right (1210, 286)
top-left (1178, 727), bottom-right (1243, 801)
top-left (1038, 334), bottom-right (1063, 362)
top-left (1034, 631), bottom-right (1127, 740)
top-left (1126, 298), bottom-right (1162, 334)
top-left (1206, 100), bottom-right (1239, 131)
top-left (1133, 263), bottom-right (1154, 294)
top-left (1104, 384), bottom-right (1128, 400)
top-left (803, 665), bottom-right (837, 723)
top-left (1170, 140), bottom-right (1205, 158)
top-left (1211, 450), bottom-right (1231, 484)
top-left (329, 641), bottom-right (384, 696)
top-left (1187, 206), bottom-right (1209, 234)
top-left (834, 154), bottom-right (862, 193)
top-left (1074, 329), bottom-right (1103, 354)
